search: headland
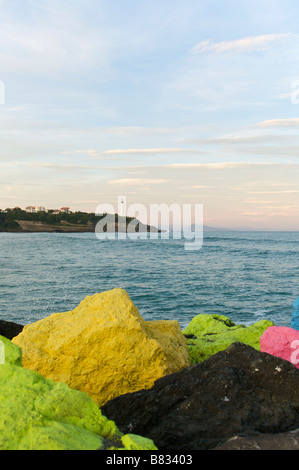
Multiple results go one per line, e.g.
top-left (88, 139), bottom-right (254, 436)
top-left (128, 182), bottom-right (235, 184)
top-left (0, 207), bottom-right (160, 233)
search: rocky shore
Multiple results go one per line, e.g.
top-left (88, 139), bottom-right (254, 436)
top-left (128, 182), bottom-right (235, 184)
top-left (2, 289), bottom-right (299, 450)
top-left (10, 219), bottom-right (160, 233)
top-left (14, 220), bottom-right (96, 233)
top-left (0, 210), bottom-right (161, 233)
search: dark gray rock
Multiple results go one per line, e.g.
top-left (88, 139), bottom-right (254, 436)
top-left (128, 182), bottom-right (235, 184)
top-left (0, 319), bottom-right (24, 340)
top-left (102, 342), bottom-right (299, 450)
top-left (215, 428), bottom-right (299, 450)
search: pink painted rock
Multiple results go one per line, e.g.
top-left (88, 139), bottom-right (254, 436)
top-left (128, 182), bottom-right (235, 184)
top-left (260, 326), bottom-right (299, 368)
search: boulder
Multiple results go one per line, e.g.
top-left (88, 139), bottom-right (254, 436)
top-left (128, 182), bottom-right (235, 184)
top-left (0, 348), bottom-right (157, 450)
top-left (260, 325), bottom-right (299, 368)
top-left (0, 334), bottom-right (22, 366)
top-left (215, 429), bottom-right (299, 450)
top-left (0, 319), bottom-right (24, 340)
top-left (183, 314), bottom-right (274, 363)
top-left (291, 297), bottom-right (299, 331)
top-left (12, 288), bottom-right (190, 406)
top-left (102, 342), bottom-right (299, 450)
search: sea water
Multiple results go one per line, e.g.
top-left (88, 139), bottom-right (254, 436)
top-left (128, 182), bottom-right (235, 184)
top-left (0, 231), bottom-right (298, 329)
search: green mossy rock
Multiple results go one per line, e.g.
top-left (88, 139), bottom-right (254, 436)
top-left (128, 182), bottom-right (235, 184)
top-left (121, 433), bottom-right (159, 450)
top-left (184, 314), bottom-right (274, 364)
top-left (0, 334), bottom-right (22, 366)
top-left (0, 340), bottom-right (157, 450)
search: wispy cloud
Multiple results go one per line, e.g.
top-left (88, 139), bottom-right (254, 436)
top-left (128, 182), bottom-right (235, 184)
top-left (249, 190), bottom-right (299, 194)
top-left (24, 162), bottom-right (100, 171)
top-left (0, 3), bottom-right (108, 77)
top-left (164, 162), bottom-right (276, 169)
top-left (190, 33), bottom-right (295, 55)
top-left (256, 118), bottom-right (299, 128)
top-left (187, 134), bottom-right (299, 145)
top-left (108, 178), bottom-right (168, 185)
top-left (62, 149), bottom-right (142, 162)
top-left (90, 148), bottom-right (204, 156)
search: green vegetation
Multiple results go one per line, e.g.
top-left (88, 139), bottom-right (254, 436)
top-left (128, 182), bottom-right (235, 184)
top-left (0, 211), bottom-right (21, 231)
top-left (0, 208), bottom-right (136, 232)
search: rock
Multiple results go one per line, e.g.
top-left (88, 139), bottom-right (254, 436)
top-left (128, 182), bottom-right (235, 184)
top-left (215, 429), bottom-right (299, 450)
top-left (0, 334), bottom-right (22, 366)
top-left (12, 288), bottom-right (190, 407)
top-left (102, 342), bottom-right (299, 450)
top-left (0, 319), bottom-right (24, 340)
top-left (183, 314), bottom-right (273, 363)
top-left (260, 325), bottom-right (299, 368)
top-left (291, 297), bottom-right (299, 331)
top-left (0, 347), bottom-right (157, 450)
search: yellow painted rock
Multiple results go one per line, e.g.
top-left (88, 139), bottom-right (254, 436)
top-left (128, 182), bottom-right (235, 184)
top-left (12, 288), bottom-right (190, 406)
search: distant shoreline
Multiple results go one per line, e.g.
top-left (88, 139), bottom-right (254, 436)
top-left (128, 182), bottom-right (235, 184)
top-left (1, 210), bottom-right (298, 233)
top-left (0, 220), bottom-right (161, 234)
top-left (0, 209), bottom-right (161, 234)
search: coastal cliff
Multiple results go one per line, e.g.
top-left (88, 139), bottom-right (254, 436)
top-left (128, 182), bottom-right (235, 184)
top-left (14, 220), bottom-right (96, 233)
top-left (0, 209), bottom-right (160, 233)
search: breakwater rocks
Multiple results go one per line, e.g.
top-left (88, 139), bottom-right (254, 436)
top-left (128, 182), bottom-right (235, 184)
top-left (12, 288), bottom-right (191, 407)
top-left (183, 314), bottom-right (273, 363)
top-left (291, 296), bottom-right (299, 330)
top-left (0, 334), bottom-right (157, 450)
top-left (260, 325), bottom-right (299, 368)
top-left (3, 288), bottom-right (299, 450)
top-left (0, 318), bottom-right (24, 340)
top-left (102, 342), bottom-right (299, 450)
top-left (215, 428), bottom-right (299, 450)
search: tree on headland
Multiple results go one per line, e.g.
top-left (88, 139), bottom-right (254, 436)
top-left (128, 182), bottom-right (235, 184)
top-left (0, 208), bottom-right (136, 231)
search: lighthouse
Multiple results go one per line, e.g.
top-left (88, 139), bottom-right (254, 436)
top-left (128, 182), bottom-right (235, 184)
top-left (118, 196), bottom-right (126, 217)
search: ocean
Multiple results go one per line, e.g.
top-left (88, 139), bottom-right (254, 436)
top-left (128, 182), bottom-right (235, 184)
top-left (0, 230), bottom-right (299, 329)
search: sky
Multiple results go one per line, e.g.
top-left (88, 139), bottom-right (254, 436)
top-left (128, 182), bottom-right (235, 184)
top-left (1, 0), bottom-right (299, 230)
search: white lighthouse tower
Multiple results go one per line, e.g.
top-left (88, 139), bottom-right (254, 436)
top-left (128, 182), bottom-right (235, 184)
top-left (118, 196), bottom-right (126, 217)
